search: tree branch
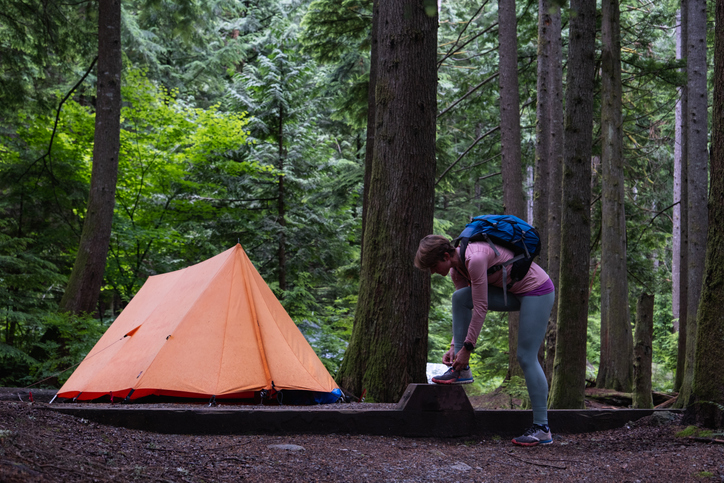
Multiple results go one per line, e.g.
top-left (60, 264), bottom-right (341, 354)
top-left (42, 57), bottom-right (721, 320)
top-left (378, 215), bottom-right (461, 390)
top-left (435, 126), bottom-right (500, 185)
top-left (437, 72), bottom-right (499, 119)
top-left (17, 56), bottom-right (98, 183)
top-left (629, 200), bottom-right (679, 253)
top-left (478, 171), bottom-right (501, 181)
top-left (437, 0), bottom-right (491, 66)
top-left (438, 19), bottom-right (498, 69)
top-left (45, 56), bottom-right (98, 164)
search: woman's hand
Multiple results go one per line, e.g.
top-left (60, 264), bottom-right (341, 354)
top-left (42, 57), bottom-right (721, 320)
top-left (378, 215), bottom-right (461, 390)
top-left (442, 347), bottom-right (455, 366)
top-left (452, 347), bottom-right (471, 371)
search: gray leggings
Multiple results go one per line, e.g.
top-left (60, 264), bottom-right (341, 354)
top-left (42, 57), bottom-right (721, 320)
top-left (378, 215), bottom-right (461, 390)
top-left (452, 286), bottom-right (555, 426)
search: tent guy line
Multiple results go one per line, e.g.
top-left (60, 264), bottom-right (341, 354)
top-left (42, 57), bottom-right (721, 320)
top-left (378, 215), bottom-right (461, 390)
top-left (23, 335), bottom-right (128, 393)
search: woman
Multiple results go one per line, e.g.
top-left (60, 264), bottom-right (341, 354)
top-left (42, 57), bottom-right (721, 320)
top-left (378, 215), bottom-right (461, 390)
top-left (414, 234), bottom-right (555, 446)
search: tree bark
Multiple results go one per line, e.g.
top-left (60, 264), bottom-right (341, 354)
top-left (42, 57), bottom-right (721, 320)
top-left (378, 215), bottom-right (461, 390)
top-left (59, 0), bottom-right (122, 315)
top-left (360, 0), bottom-right (379, 265)
top-left (678, 0), bottom-right (709, 408)
top-left (688, 0), bottom-right (724, 428)
top-left (544, 3), bottom-right (564, 384)
top-left (633, 293), bottom-right (654, 409)
top-left (534, 0), bottom-right (551, 271)
top-left (499, 0), bottom-right (526, 381)
top-left (336, 0), bottom-right (437, 403)
top-left (597, 0), bottom-right (633, 393)
top-left (673, 6), bottom-right (689, 393)
top-left (278, 102), bottom-right (287, 293)
top-left (533, 0), bottom-right (551, 376)
top-left (548, 0), bottom-right (596, 409)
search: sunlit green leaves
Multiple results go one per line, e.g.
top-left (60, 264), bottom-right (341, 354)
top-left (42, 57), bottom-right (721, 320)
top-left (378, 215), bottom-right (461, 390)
top-left (108, 69), bottom-right (260, 300)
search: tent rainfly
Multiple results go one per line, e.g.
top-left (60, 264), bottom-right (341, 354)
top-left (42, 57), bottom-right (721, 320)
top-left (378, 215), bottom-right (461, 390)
top-left (56, 244), bottom-right (339, 402)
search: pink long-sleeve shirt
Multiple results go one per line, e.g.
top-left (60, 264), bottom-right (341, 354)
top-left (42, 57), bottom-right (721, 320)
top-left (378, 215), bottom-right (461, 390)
top-left (450, 242), bottom-right (551, 347)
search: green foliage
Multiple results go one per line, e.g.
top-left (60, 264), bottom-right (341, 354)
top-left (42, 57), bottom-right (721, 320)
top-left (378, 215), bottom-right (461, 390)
top-left (227, 15), bottom-right (363, 324)
top-left (122, 0), bottom-right (254, 105)
top-left (0, 100), bottom-right (94, 313)
top-left (0, 0), bottom-right (96, 115)
top-left (675, 425), bottom-right (699, 438)
top-left (300, 0), bottom-right (371, 64)
top-left (299, 0), bottom-right (372, 128)
top-left (470, 311), bottom-right (510, 391)
top-left (27, 312), bottom-right (106, 387)
top-left (499, 375), bottom-right (530, 408)
top-left (297, 295), bottom-right (355, 375)
top-left (651, 291), bottom-right (677, 392)
top-left (0, 343), bottom-right (36, 387)
top-left (108, 68), bottom-right (260, 300)
top-left (0, 312), bottom-right (104, 387)
top-left (0, 231), bottom-right (66, 316)
top-left (427, 275), bottom-right (455, 364)
top-left (674, 425), bottom-right (720, 439)
top-left (695, 471), bottom-right (715, 479)
top-left (587, 314), bottom-right (601, 368)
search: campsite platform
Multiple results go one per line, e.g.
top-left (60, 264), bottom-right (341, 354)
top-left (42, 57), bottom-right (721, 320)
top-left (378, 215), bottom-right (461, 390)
top-left (11, 385), bottom-right (683, 438)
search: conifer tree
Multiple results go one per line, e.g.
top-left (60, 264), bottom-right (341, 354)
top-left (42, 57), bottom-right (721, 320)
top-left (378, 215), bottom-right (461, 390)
top-left (548, 0), bottom-right (597, 409)
top-left (598, 0), bottom-right (633, 392)
top-left (59, 0), bottom-right (122, 315)
top-left (336, 0), bottom-right (438, 403)
top-left (677, 0), bottom-right (709, 408)
top-left (689, 0), bottom-right (724, 427)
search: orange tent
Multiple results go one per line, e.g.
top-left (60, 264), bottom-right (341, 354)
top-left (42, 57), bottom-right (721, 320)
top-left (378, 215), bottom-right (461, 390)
top-left (57, 244), bottom-right (339, 401)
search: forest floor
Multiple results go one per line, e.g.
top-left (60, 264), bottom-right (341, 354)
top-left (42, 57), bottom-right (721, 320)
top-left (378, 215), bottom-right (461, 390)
top-left (1, 389), bottom-right (723, 482)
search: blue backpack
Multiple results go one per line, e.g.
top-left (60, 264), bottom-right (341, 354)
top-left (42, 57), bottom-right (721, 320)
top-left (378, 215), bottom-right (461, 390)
top-left (453, 215), bottom-right (541, 291)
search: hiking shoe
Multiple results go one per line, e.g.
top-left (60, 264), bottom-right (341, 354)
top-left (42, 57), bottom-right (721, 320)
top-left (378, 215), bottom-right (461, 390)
top-left (431, 366), bottom-right (473, 385)
top-left (512, 424), bottom-right (553, 446)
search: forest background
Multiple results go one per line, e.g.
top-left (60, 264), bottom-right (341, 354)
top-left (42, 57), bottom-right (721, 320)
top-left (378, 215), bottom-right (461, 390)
top-left (0, 0), bottom-right (716, 412)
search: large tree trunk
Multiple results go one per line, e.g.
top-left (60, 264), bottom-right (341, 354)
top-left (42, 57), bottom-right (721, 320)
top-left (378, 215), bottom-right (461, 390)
top-left (336, 0), bottom-right (437, 403)
top-left (59, 0), bottom-right (122, 315)
top-left (548, 0), bottom-right (596, 409)
top-left (499, 0), bottom-right (525, 381)
top-left (534, 0), bottom-right (551, 271)
top-left (597, 0), bottom-right (633, 393)
top-left (544, 4), bottom-right (564, 384)
top-left (673, 6), bottom-right (689, 393)
top-left (677, 0), bottom-right (709, 408)
top-left (688, 0), bottom-right (724, 428)
top-left (633, 293), bottom-right (654, 409)
top-left (360, 0), bottom-right (378, 264)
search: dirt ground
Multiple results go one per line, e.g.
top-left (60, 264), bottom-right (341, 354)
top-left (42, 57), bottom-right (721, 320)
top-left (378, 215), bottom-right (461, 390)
top-left (1, 397), bottom-right (723, 483)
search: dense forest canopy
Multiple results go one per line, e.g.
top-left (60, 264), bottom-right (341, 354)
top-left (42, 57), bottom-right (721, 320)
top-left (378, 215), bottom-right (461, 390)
top-left (0, 0), bottom-right (717, 408)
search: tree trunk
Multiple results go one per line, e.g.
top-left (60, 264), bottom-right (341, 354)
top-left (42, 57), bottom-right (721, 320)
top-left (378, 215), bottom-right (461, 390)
top-left (499, 0), bottom-right (525, 381)
top-left (278, 102), bottom-right (287, 293)
top-left (673, 5), bottom-right (689, 393)
top-left (677, 0), bottom-right (709, 408)
top-left (360, 0), bottom-right (379, 264)
top-left (688, 0), bottom-right (724, 428)
top-left (633, 293), bottom-right (654, 409)
top-left (59, 0), bottom-right (122, 315)
top-left (597, 0), bottom-right (633, 393)
top-left (544, 4), bottom-right (564, 384)
top-left (534, 0), bottom-right (551, 271)
top-left (336, 0), bottom-right (437, 403)
top-left (548, 0), bottom-right (596, 410)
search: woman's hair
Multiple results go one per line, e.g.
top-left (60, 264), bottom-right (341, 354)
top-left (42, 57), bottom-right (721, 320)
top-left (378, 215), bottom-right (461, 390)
top-left (414, 235), bottom-right (455, 270)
